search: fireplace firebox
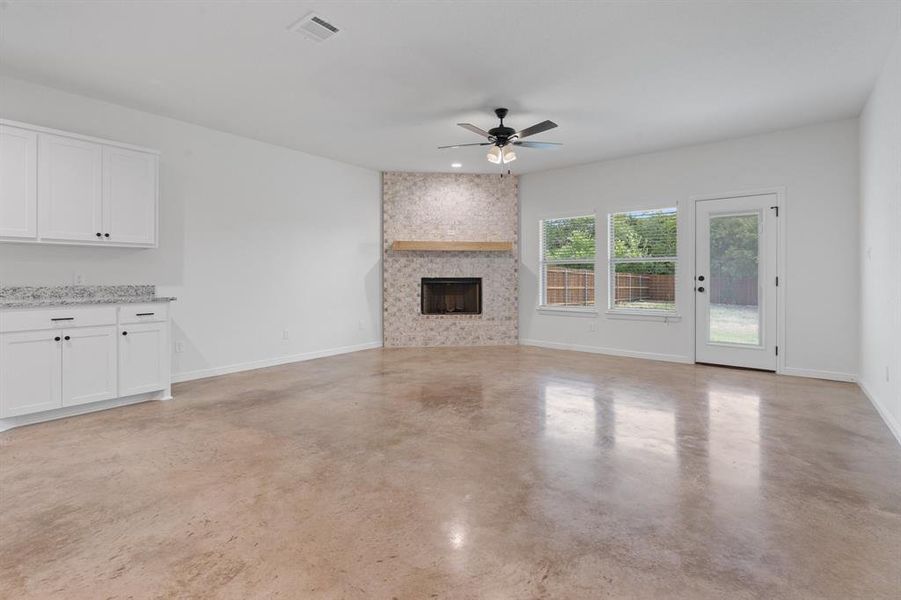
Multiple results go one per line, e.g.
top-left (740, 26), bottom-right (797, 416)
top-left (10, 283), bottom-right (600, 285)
top-left (421, 278), bottom-right (482, 315)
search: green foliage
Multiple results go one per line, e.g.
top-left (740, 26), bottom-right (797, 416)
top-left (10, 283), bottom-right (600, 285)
top-left (710, 214), bottom-right (758, 279)
top-left (612, 209), bottom-right (677, 275)
top-left (543, 216), bottom-right (596, 260)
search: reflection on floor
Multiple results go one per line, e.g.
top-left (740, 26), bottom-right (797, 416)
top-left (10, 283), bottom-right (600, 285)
top-left (1, 346), bottom-right (898, 599)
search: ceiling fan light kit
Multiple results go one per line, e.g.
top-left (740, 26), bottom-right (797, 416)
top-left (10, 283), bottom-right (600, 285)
top-left (439, 107), bottom-right (561, 166)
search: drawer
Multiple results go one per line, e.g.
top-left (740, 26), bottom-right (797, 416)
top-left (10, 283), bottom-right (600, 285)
top-left (118, 303), bottom-right (168, 324)
top-left (0, 305), bottom-right (117, 333)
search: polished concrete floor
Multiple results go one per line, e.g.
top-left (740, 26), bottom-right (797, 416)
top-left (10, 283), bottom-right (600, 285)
top-left (1, 346), bottom-right (899, 599)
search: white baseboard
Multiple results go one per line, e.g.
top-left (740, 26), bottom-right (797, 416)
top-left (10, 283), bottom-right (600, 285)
top-left (519, 339), bottom-right (693, 364)
top-left (0, 390), bottom-right (166, 432)
top-left (859, 380), bottom-right (901, 446)
top-left (779, 367), bottom-right (857, 382)
top-left (519, 340), bottom-right (860, 383)
top-left (171, 340), bottom-right (383, 383)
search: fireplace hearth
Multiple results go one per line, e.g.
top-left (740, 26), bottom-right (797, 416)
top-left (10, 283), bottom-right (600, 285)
top-left (421, 278), bottom-right (482, 315)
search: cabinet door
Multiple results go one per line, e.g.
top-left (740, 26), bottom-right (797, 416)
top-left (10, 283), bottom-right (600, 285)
top-left (103, 146), bottom-right (157, 245)
top-left (38, 133), bottom-right (103, 242)
top-left (0, 330), bottom-right (62, 417)
top-left (118, 322), bottom-right (168, 396)
top-left (0, 125), bottom-right (38, 239)
top-left (61, 326), bottom-right (118, 407)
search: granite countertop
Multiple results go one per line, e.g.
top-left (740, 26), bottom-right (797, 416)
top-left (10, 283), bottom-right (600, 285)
top-left (0, 285), bottom-right (176, 309)
top-left (0, 296), bottom-right (177, 309)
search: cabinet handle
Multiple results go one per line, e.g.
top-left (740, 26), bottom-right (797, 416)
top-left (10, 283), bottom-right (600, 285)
top-left (96, 232), bottom-right (102, 238)
top-left (122, 331), bottom-right (128, 336)
top-left (54, 336), bottom-right (61, 342)
top-left (104, 233), bottom-right (110, 238)
top-left (136, 312), bottom-right (154, 316)
top-left (50, 317), bottom-right (74, 321)
top-left (64, 335), bottom-right (70, 341)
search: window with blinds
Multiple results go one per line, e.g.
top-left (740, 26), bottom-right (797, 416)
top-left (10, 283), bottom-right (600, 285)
top-left (540, 215), bottom-right (596, 308)
top-left (608, 207), bottom-right (677, 312)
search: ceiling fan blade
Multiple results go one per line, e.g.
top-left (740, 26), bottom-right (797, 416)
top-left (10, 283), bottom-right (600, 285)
top-left (514, 120), bottom-right (558, 139)
top-left (437, 142), bottom-right (492, 149)
top-left (457, 123), bottom-right (492, 138)
top-left (513, 141), bottom-right (563, 149)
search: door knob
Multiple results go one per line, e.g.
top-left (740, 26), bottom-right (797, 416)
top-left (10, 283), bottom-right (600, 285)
top-left (122, 331), bottom-right (128, 336)
top-left (54, 336), bottom-right (61, 342)
top-left (64, 335), bottom-right (70, 341)
top-left (697, 275), bottom-right (705, 281)
top-left (96, 232), bottom-right (102, 238)
top-left (697, 286), bottom-right (706, 293)
top-left (104, 233), bottom-right (110, 238)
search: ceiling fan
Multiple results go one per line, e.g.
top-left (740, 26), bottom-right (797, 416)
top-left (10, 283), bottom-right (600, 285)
top-left (438, 108), bottom-right (562, 164)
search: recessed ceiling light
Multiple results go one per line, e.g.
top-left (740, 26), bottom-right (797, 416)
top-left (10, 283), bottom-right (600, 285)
top-left (451, 163), bottom-right (462, 168)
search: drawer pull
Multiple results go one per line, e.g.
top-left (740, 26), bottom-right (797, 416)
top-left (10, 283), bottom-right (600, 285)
top-left (136, 312), bottom-right (155, 316)
top-left (50, 317), bottom-right (75, 321)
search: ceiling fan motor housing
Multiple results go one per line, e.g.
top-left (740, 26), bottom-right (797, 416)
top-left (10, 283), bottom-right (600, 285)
top-left (490, 107), bottom-right (515, 145)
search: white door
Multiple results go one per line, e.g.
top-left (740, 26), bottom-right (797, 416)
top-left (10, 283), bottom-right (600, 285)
top-left (103, 146), bottom-right (157, 245)
top-left (0, 330), bottom-right (62, 417)
top-left (38, 133), bottom-right (103, 242)
top-left (695, 194), bottom-right (779, 370)
top-left (118, 322), bottom-right (168, 396)
top-left (61, 326), bottom-right (118, 407)
top-left (0, 125), bottom-right (38, 239)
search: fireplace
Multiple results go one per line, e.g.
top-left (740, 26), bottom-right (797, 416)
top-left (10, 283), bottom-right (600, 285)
top-left (421, 278), bottom-right (482, 315)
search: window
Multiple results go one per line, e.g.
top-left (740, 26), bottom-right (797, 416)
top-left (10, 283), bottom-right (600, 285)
top-left (608, 207), bottom-right (677, 313)
top-left (540, 215), bottom-right (596, 308)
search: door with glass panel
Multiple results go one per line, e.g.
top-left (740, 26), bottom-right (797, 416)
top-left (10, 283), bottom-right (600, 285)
top-left (695, 194), bottom-right (778, 370)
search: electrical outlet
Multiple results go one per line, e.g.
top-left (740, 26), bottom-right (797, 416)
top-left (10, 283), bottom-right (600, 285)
top-left (282, 329), bottom-right (290, 340)
top-left (175, 341), bottom-right (185, 354)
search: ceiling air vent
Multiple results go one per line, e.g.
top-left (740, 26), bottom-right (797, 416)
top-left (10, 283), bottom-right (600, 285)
top-left (288, 13), bottom-right (340, 42)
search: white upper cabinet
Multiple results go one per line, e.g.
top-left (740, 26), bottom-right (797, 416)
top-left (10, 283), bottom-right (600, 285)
top-left (0, 124), bottom-right (38, 239)
top-left (38, 133), bottom-right (104, 242)
top-left (0, 119), bottom-right (159, 248)
top-left (103, 146), bottom-right (157, 245)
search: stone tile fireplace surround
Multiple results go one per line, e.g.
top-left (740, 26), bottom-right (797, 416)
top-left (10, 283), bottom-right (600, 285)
top-left (382, 172), bottom-right (518, 347)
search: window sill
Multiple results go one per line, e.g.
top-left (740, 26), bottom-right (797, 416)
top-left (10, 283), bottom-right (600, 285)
top-left (537, 306), bottom-right (598, 317)
top-left (605, 310), bottom-right (682, 323)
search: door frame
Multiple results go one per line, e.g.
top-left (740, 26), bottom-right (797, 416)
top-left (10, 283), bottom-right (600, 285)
top-left (689, 187), bottom-right (786, 374)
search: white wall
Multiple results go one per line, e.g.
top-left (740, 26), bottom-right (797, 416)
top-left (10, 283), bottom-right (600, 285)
top-left (859, 35), bottom-right (901, 442)
top-left (0, 76), bottom-right (382, 381)
top-left (520, 119), bottom-right (860, 380)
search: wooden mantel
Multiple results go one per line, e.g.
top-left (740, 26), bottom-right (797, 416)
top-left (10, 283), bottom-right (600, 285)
top-left (391, 240), bottom-right (513, 252)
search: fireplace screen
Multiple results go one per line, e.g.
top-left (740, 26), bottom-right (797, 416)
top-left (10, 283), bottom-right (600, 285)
top-left (421, 278), bottom-right (482, 315)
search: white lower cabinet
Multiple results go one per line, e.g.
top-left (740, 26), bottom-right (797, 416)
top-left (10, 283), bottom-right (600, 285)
top-left (0, 330), bottom-right (62, 417)
top-left (61, 326), bottom-right (118, 407)
top-left (118, 322), bottom-right (168, 396)
top-left (0, 303), bottom-right (171, 422)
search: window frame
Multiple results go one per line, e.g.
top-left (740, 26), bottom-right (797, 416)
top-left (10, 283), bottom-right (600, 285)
top-left (606, 206), bottom-right (680, 319)
top-left (538, 213), bottom-right (599, 314)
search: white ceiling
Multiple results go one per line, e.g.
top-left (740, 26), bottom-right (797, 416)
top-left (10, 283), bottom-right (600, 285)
top-left (1, 1), bottom-right (898, 174)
